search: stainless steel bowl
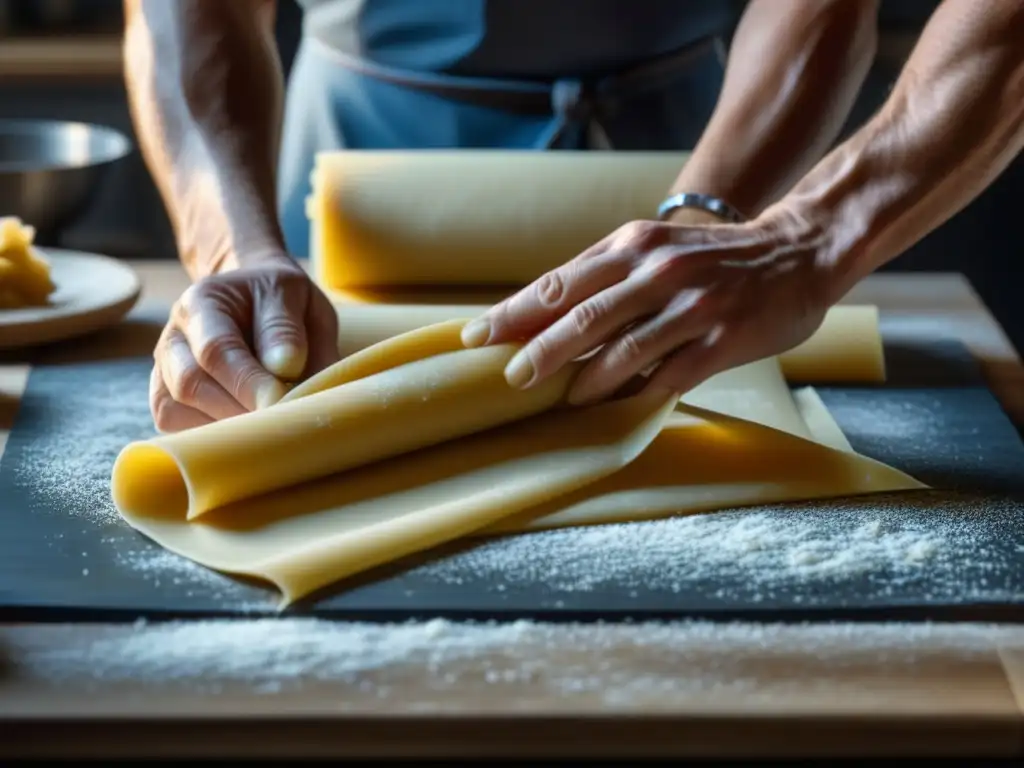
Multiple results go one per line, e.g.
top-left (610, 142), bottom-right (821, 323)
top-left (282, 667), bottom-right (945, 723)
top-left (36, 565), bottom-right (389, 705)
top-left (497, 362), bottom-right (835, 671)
top-left (0, 118), bottom-right (133, 234)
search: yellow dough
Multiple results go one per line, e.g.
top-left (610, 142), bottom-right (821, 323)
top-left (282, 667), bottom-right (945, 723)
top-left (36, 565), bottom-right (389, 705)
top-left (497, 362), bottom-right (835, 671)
top-left (113, 320), bottom-right (677, 605)
top-left (309, 150), bottom-right (688, 290)
top-left (0, 217), bottom-right (55, 309)
top-left (482, 366), bottom-right (910, 536)
top-left (109, 150), bottom-right (925, 607)
top-left (111, 315), bottom-right (924, 608)
top-left (307, 149), bottom-right (884, 381)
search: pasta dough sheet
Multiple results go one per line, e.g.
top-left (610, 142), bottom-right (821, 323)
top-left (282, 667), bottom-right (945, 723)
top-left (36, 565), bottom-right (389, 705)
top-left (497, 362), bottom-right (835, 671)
top-left (111, 314), bottom-right (924, 608)
top-left (309, 150), bottom-right (689, 290)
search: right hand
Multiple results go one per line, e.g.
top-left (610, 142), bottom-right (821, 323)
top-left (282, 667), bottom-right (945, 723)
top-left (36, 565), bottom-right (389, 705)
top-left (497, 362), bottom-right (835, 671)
top-left (151, 253), bottom-right (340, 432)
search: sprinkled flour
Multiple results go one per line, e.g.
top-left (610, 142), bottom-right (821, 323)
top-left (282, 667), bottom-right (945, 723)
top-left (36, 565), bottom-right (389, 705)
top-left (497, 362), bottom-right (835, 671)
top-left (405, 491), bottom-right (1024, 605)
top-left (414, 504), bottom-right (943, 590)
top-left (4, 358), bottom-right (1024, 614)
top-left (0, 363), bottom-right (281, 607)
top-left (111, 546), bottom-right (265, 610)
top-left (10, 374), bottom-right (153, 526)
top-left (5, 617), bottom-right (1022, 703)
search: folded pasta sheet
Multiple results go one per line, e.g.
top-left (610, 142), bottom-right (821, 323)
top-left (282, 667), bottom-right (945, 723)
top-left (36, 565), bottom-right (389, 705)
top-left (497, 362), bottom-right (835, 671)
top-left (111, 315), bottom-right (925, 608)
top-left (111, 150), bottom-right (925, 608)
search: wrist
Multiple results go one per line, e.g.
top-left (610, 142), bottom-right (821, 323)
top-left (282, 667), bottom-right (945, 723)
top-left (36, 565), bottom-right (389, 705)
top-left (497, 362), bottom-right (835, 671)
top-left (181, 224), bottom-right (288, 279)
top-left (166, 127), bottom-right (285, 279)
top-left (762, 148), bottom-right (894, 304)
top-left (664, 206), bottom-right (733, 227)
top-left (657, 192), bottom-right (746, 225)
top-left (175, 176), bottom-right (286, 280)
top-left (749, 199), bottom-right (854, 307)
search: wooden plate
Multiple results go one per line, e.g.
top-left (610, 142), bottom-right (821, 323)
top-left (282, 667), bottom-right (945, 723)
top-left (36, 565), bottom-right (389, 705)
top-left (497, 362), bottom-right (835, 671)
top-left (0, 248), bottom-right (141, 351)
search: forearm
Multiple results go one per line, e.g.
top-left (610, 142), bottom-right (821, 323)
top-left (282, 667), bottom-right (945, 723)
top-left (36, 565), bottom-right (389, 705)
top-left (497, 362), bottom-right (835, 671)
top-left (669, 0), bottom-right (878, 219)
top-left (773, 0), bottom-right (1024, 302)
top-left (123, 0), bottom-right (285, 280)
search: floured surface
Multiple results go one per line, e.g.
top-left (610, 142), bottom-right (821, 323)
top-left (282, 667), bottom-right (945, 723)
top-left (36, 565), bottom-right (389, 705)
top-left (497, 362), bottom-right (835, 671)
top-left (3, 340), bottom-right (1024, 620)
top-left (415, 491), bottom-right (1013, 605)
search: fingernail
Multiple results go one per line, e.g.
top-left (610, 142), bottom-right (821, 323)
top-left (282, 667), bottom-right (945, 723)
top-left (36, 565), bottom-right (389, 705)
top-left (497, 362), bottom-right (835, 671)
top-left (263, 344), bottom-right (305, 380)
top-left (255, 379), bottom-right (288, 410)
top-left (504, 350), bottom-right (535, 389)
top-left (461, 318), bottom-right (491, 348)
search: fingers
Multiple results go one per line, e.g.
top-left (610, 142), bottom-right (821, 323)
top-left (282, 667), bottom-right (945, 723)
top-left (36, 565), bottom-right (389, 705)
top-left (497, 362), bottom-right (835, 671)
top-left (461, 245), bottom-right (631, 349)
top-left (174, 290), bottom-right (288, 411)
top-left (461, 220), bottom-right (717, 394)
top-left (253, 279), bottom-right (310, 381)
top-left (490, 239), bottom-right (711, 391)
top-left (303, 289), bottom-right (342, 377)
top-left (149, 364), bottom-right (214, 434)
top-left (500, 274), bottom-right (667, 389)
top-left (645, 324), bottom-right (732, 396)
top-left (150, 266), bottom-right (339, 432)
top-left (567, 288), bottom-right (716, 405)
top-left (156, 325), bottom-right (249, 421)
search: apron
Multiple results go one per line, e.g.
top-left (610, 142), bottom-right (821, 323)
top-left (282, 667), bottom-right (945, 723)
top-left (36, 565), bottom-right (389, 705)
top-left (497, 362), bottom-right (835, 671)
top-left (278, 1), bottom-right (742, 258)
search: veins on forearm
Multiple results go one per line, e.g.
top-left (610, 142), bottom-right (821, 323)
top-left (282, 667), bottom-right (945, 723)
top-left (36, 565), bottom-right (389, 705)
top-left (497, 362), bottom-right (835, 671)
top-left (778, 0), bottom-right (1024, 295)
top-left (670, 0), bottom-right (879, 217)
top-left (123, 0), bottom-right (284, 277)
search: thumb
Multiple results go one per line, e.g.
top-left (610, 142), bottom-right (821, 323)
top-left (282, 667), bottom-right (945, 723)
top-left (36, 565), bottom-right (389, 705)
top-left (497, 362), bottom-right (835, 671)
top-left (254, 282), bottom-right (310, 382)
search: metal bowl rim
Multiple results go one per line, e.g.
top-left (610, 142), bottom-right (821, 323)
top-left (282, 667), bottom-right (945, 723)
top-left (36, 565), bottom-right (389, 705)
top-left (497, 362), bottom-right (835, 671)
top-left (0, 118), bottom-right (133, 173)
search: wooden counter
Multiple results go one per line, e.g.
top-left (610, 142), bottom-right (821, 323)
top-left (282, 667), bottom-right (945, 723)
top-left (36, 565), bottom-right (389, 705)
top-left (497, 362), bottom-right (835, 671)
top-left (1, 263), bottom-right (1024, 759)
top-left (0, 35), bottom-right (122, 80)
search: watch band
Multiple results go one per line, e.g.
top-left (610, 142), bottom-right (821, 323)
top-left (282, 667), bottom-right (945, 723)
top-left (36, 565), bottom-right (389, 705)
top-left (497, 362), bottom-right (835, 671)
top-left (656, 192), bottom-right (746, 223)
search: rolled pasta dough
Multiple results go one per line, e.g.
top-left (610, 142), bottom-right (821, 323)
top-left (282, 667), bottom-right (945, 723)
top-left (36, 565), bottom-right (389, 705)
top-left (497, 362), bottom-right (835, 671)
top-left (309, 151), bottom-right (688, 290)
top-left (309, 150), bottom-right (886, 380)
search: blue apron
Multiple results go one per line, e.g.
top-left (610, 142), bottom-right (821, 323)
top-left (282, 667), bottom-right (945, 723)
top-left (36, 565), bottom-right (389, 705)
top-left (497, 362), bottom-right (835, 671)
top-left (277, 1), bottom-right (743, 258)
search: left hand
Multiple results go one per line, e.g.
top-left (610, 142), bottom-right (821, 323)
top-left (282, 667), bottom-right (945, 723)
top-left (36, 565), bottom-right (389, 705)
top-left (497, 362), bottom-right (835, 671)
top-left (460, 209), bottom-right (836, 405)
top-left (151, 252), bottom-right (340, 433)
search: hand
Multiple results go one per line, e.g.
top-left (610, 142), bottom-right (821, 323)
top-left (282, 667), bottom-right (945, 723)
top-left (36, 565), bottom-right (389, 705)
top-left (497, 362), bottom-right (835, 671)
top-left (461, 210), bottom-right (835, 405)
top-left (151, 253), bottom-right (340, 432)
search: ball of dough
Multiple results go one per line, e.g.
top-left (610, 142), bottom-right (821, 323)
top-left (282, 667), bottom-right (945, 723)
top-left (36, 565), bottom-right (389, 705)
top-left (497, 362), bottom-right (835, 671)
top-left (0, 217), bottom-right (55, 309)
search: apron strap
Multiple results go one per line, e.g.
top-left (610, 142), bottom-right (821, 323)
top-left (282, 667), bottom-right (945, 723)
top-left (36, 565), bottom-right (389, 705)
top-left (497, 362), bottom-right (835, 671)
top-left (307, 33), bottom-right (727, 150)
top-left (545, 36), bottom-right (724, 149)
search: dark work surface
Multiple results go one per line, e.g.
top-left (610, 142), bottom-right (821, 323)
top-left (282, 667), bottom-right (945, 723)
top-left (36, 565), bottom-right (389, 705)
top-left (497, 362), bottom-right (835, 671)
top-left (1, 337), bottom-right (1024, 623)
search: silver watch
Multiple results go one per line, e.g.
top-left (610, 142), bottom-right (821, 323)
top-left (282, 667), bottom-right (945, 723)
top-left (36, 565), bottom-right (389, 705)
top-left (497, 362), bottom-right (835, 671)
top-left (656, 192), bottom-right (746, 223)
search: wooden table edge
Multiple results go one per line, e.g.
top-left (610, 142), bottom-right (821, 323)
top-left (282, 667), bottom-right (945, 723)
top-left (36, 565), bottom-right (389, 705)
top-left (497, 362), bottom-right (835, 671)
top-left (0, 712), bottom-right (1021, 759)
